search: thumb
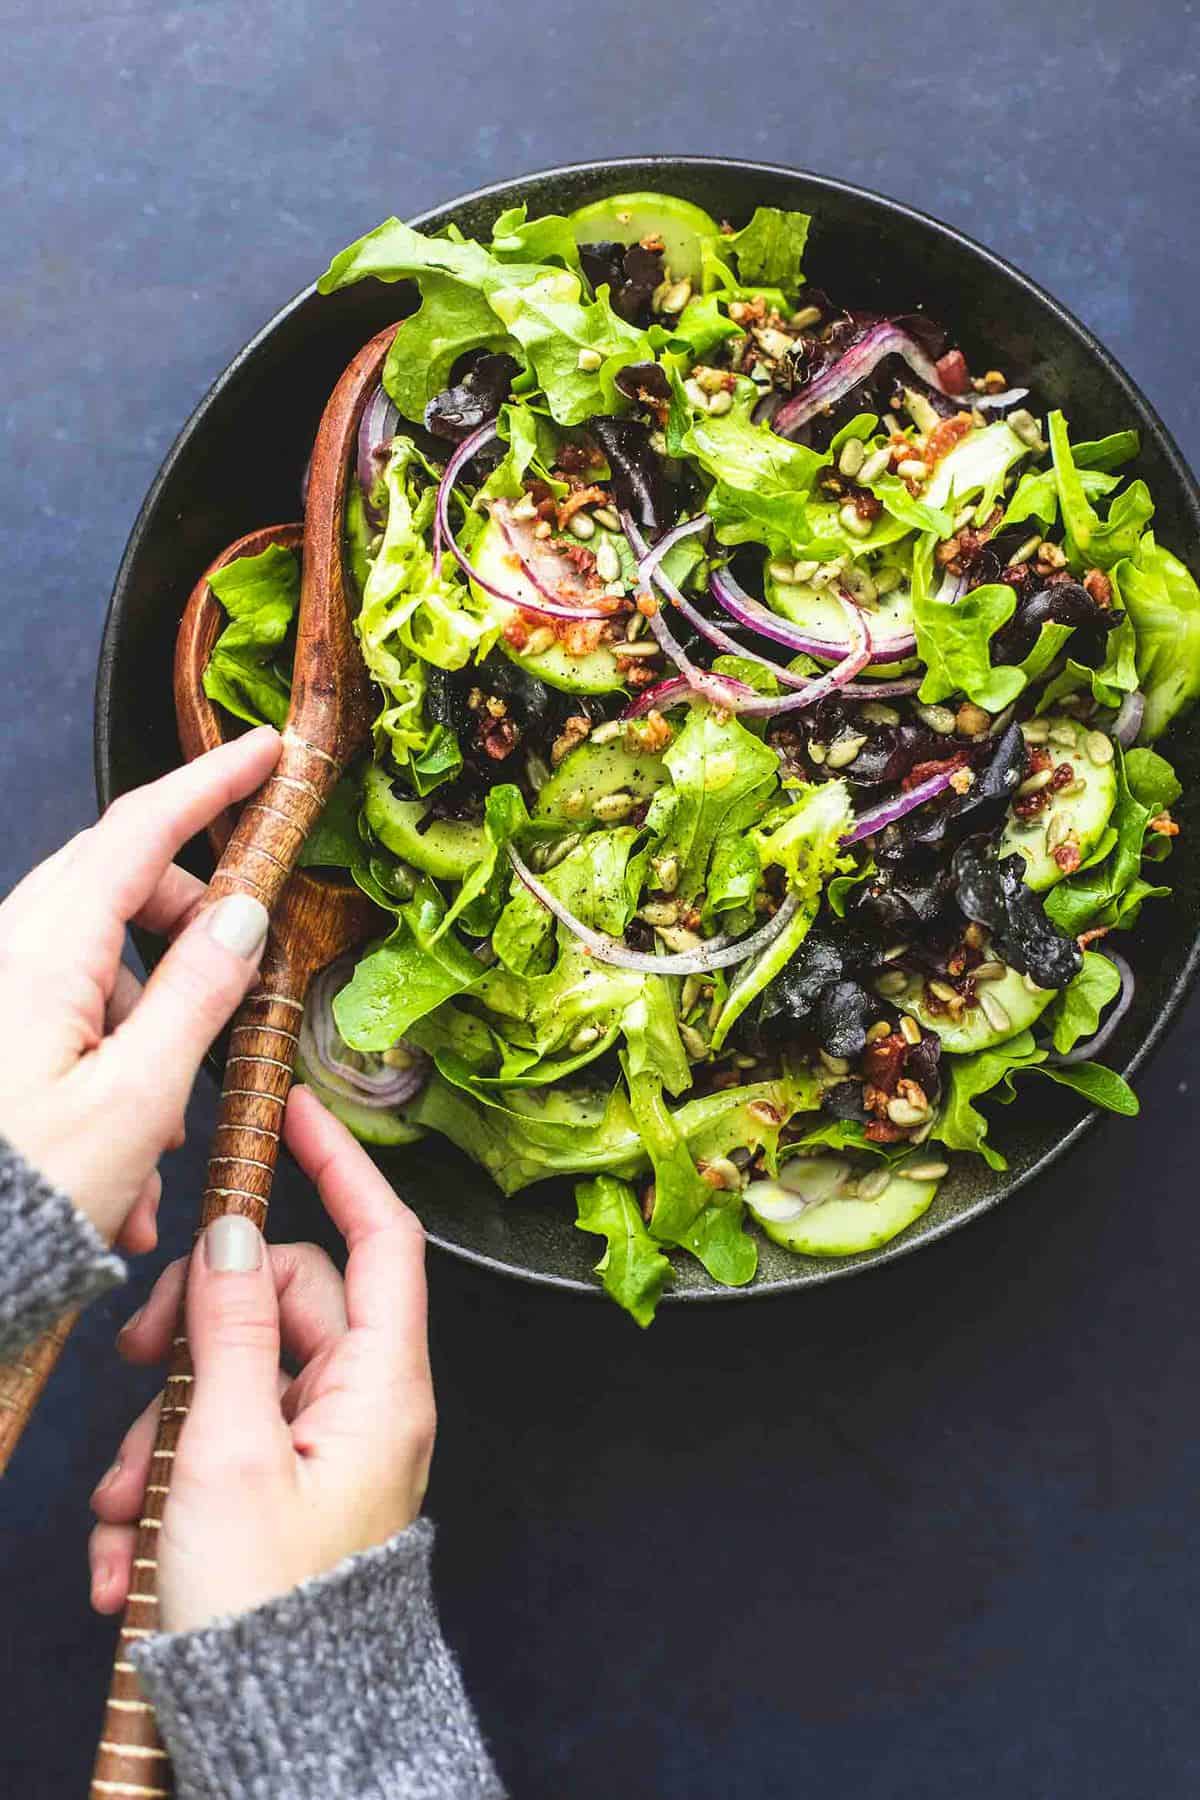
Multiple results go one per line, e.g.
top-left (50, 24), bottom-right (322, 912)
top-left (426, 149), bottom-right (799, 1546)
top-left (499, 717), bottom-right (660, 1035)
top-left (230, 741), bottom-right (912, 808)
top-left (185, 1217), bottom-right (286, 1459)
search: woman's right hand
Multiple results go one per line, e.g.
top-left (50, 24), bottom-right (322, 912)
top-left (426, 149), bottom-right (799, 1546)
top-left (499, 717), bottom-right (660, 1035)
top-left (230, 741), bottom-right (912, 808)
top-left (88, 1086), bottom-right (436, 1632)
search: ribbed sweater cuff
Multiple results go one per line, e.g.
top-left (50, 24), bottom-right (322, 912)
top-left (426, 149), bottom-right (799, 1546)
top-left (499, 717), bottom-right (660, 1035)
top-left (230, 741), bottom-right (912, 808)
top-left (132, 1519), bottom-right (504, 1799)
top-left (0, 1135), bottom-right (125, 1360)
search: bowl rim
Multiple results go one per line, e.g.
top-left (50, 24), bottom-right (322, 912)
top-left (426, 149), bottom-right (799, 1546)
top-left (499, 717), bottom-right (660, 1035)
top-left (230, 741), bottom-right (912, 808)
top-left (95, 153), bottom-right (1200, 1303)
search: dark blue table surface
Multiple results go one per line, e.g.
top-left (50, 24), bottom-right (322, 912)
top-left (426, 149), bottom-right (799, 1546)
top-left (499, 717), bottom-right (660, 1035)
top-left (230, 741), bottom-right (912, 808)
top-left (4, 2), bottom-right (1200, 1793)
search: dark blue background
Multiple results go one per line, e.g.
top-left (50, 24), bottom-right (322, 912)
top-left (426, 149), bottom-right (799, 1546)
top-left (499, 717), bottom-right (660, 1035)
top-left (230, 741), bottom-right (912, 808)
top-left (4, 2), bottom-right (1200, 1794)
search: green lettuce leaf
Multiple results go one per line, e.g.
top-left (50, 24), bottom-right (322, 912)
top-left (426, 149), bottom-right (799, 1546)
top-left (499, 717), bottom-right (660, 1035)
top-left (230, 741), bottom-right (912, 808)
top-left (711, 780), bottom-right (853, 1050)
top-left (487, 269), bottom-right (649, 425)
top-left (334, 881), bottom-right (487, 1052)
top-left (203, 543), bottom-right (298, 728)
top-left (1048, 411), bottom-right (1154, 570)
top-left (1049, 951), bottom-right (1122, 1054)
top-left (914, 562), bottom-right (1024, 711)
top-left (575, 1176), bottom-right (672, 1327)
top-left (931, 1031), bottom-right (1048, 1170)
top-left (489, 204), bottom-right (583, 277)
top-left (1035, 1061), bottom-right (1138, 1115)
top-left (681, 385), bottom-right (829, 556)
top-left (1114, 532), bottom-right (1200, 740)
top-left (647, 704), bottom-right (779, 904)
top-left (715, 207), bottom-right (811, 294)
top-left (624, 1064), bottom-right (757, 1288)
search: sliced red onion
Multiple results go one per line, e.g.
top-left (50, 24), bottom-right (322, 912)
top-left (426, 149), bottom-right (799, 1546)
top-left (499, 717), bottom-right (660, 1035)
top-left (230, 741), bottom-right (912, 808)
top-left (631, 517), bottom-right (750, 710)
top-left (1112, 690), bottom-right (1145, 747)
top-left (709, 566), bottom-right (917, 666)
top-left (507, 846), bottom-right (800, 974)
top-left (731, 594), bottom-right (870, 714)
top-left (434, 424), bottom-right (613, 622)
top-left (933, 567), bottom-right (967, 604)
top-left (492, 508), bottom-right (618, 620)
top-left (1050, 951), bottom-right (1134, 1066)
top-left (302, 956), bottom-right (429, 1108)
top-left (357, 384), bottom-right (402, 524)
top-left (622, 670), bottom-right (921, 720)
top-left (773, 322), bottom-right (958, 437)
top-left (840, 767), bottom-right (959, 845)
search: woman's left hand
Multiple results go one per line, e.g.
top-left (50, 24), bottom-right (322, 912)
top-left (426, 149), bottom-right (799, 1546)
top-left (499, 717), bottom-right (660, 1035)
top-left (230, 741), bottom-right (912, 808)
top-left (0, 728), bottom-right (281, 1254)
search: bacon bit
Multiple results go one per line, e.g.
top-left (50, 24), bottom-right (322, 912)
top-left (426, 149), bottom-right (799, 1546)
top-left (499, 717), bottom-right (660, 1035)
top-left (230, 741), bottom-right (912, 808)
top-left (616, 656), bottom-right (661, 688)
top-left (924, 412), bottom-right (974, 467)
top-left (1052, 841), bottom-right (1082, 874)
top-left (639, 232), bottom-right (665, 252)
top-left (1083, 568), bottom-right (1114, 608)
top-left (902, 751), bottom-right (969, 791)
top-left (562, 542), bottom-right (598, 578)
top-left (935, 349), bottom-right (970, 395)
top-left (481, 719), bottom-right (520, 761)
top-left (863, 1033), bottom-right (907, 1095)
top-left (1078, 925), bottom-right (1112, 950)
top-left (556, 484), bottom-right (610, 529)
top-left (948, 767), bottom-right (974, 796)
top-left (550, 715), bottom-right (592, 766)
top-left (851, 489), bottom-right (883, 524)
top-left (561, 619), bottom-right (609, 658)
top-left (1149, 811), bottom-right (1180, 837)
top-left (503, 614), bottom-right (531, 649)
top-left (1050, 761), bottom-right (1076, 792)
top-left (636, 590), bottom-right (661, 617)
top-left (866, 1118), bottom-right (908, 1144)
top-left (1028, 746), bottom-right (1053, 775)
top-left (555, 441), bottom-right (605, 476)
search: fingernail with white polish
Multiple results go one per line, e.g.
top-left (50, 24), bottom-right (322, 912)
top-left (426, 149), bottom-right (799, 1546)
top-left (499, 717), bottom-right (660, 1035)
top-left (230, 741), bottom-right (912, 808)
top-left (205, 894), bottom-right (269, 960)
top-left (204, 1215), bottom-right (264, 1272)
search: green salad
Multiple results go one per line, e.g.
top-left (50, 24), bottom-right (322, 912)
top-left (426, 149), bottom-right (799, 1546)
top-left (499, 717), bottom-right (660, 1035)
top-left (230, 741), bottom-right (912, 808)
top-left (202, 191), bottom-right (1199, 1324)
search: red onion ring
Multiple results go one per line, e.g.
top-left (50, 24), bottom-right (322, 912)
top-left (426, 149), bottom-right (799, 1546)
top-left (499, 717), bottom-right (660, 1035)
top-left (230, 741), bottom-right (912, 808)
top-left (709, 566), bottom-right (918, 666)
top-left (507, 846), bottom-right (801, 974)
top-left (622, 672), bottom-right (920, 719)
top-left (1050, 951), bottom-right (1134, 1067)
top-left (303, 956), bottom-right (430, 1108)
top-left (357, 385), bottom-right (402, 524)
top-left (433, 423), bottom-right (613, 622)
top-left (840, 767), bottom-right (959, 845)
top-left (773, 323), bottom-right (956, 437)
top-left (1112, 690), bottom-right (1145, 747)
top-left (632, 519), bottom-right (751, 710)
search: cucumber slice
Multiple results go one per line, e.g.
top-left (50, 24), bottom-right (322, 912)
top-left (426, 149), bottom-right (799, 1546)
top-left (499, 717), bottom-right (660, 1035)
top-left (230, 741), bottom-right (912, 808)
top-left (363, 762), bottom-right (486, 882)
top-left (470, 514), bottom-right (624, 695)
top-left (999, 717), bottom-right (1117, 891)
top-left (881, 962), bottom-right (1053, 1052)
top-left (568, 191), bottom-right (719, 286)
top-left (295, 1054), bottom-right (425, 1147)
top-left (535, 734), bottom-right (666, 826)
top-left (766, 565), bottom-right (917, 670)
top-left (746, 1156), bottom-right (940, 1256)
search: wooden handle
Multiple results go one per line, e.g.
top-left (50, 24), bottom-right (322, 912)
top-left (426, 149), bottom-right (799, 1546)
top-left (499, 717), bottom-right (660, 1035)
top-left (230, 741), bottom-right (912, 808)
top-left (0, 1310), bottom-right (79, 1476)
top-left (90, 937), bottom-right (309, 1799)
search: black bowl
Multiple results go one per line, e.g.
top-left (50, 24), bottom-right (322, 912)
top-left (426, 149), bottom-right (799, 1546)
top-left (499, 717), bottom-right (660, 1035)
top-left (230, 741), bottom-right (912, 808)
top-left (95, 156), bottom-right (1200, 1301)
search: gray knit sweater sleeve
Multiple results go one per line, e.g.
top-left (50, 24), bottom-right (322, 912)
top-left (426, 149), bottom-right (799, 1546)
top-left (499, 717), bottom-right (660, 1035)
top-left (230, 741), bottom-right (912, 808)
top-left (132, 1520), bottom-right (504, 1799)
top-left (0, 1136), bottom-right (125, 1359)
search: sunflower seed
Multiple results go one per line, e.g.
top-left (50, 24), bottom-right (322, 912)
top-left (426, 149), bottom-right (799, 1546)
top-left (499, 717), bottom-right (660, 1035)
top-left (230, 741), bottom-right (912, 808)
top-left (858, 446), bottom-right (892, 485)
top-left (576, 347), bottom-right (603, 373)
top-left (839, 503), bottom-right (874, 539)
top-left (973, 960), bottom-right (1007, 982)
top-left (1086, 730), bottom-right (1114, 765)
top-left (1017, 768), bottom-right (1053, 796)
top-left (905, 1160), bottom-right (949, 1181)
top-left (838, 437), bottom-right (867, 478)
top-left (592, 790), bottom-right (636, 822)
top-left (979, 990), bottom-right (1012, 1032)
top-left (568, 511), bottom-right (596, 540)
top-left (877, 970), bottom-right (910, 997)
top-left (899, 1015), bottom-right (922, 1046)
top-left (856, 1167), bottom-right (891, 1201)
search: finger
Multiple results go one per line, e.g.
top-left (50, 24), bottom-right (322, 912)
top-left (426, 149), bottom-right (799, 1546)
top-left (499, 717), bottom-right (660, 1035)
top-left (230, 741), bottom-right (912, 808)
top-left (90, 1521), bottom-right (137, 1615)
top-left (132, 862), bottom-right (208, 938)
top-left (101, 890), bottom-right (270, 1120)
top-left (115, 1168), bottom-right (162, 1256)
top-left (91, 1391), bottom-right (163, 1524)
top-left (105, 963), bottom-right (143, 1032)
top-left (120, 1242), bottom-right (346, 1370)
top-left (184, 1216), bottom-right (291, 1464)
top-left (284, 1086), bottom-right (428, 1377)
top-left (79, 728), bottom-right (282, 927)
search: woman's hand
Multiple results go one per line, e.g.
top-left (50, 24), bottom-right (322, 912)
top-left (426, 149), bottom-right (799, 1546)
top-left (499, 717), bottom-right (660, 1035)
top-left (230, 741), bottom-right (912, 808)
top-left (89, 1086), bottom-right (435, 1631)
top-left (0, 728), bottom-right (281, 1253)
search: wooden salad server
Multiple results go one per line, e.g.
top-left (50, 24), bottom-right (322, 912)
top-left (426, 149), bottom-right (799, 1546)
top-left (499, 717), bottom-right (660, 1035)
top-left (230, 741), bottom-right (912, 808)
top-left (88, 325), bottom-right (396, 1799)
top-left (0, 321), bottom-right (397, 1482)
